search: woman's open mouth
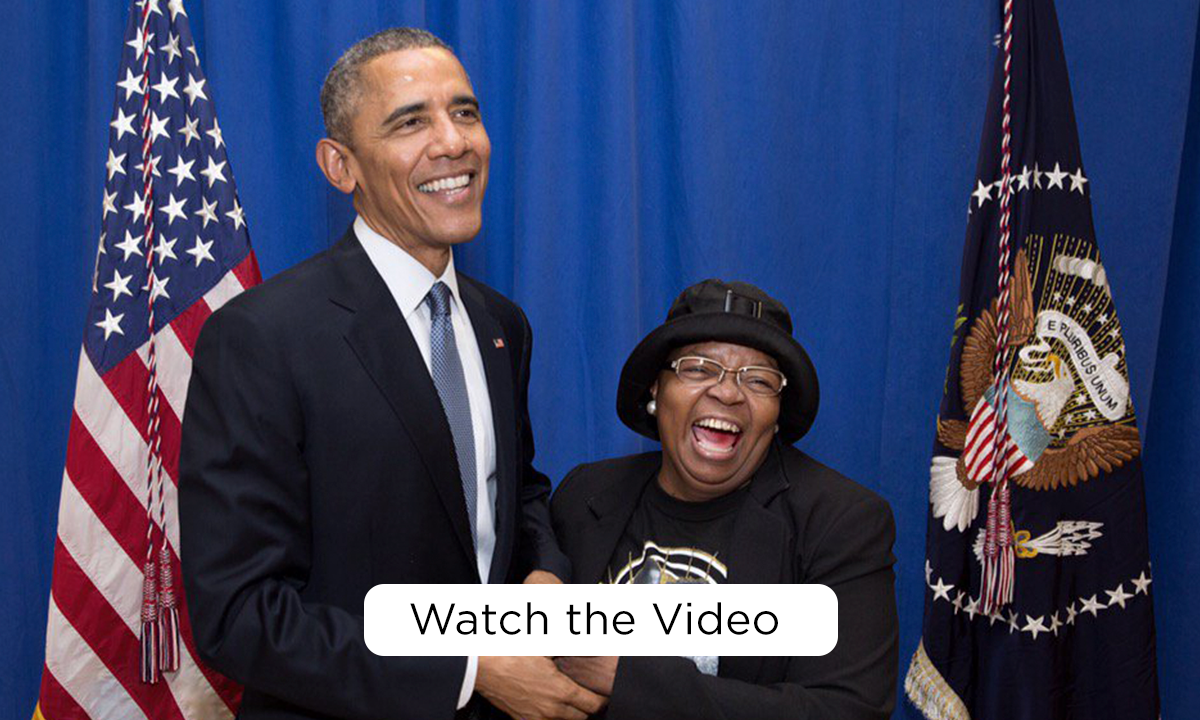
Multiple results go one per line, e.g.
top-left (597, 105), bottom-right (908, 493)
top-left (691, 417), bottom-right (743, 458)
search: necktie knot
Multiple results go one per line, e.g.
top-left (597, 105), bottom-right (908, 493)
top-left (426, 281), bottom-right (453, 318)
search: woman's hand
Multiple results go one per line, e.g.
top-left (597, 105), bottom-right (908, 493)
top-left (554, 656), bottom-right (619, 696)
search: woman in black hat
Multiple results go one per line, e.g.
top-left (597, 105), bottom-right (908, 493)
top-left (550, 279), bottom-right (898, 720)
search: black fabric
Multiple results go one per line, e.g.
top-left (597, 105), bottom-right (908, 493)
top-left (606, 478), bottom-right (746, 585)
top-left (551, 441), bottom-right (898, 720)
top-left (179, 227), bottom-right (569, 720)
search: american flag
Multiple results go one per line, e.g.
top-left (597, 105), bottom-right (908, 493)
top-left (36, 0), bottom-right (254, 717)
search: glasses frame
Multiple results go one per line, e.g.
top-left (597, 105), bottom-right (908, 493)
top-left (667, 356), bottom-right (788, 397)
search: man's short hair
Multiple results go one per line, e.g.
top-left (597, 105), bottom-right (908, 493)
top-left (320, 27), bottom-right (452, 146)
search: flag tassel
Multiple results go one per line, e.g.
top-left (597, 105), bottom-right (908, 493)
top-left (158, 544), bottom-right (181, 673)
top-left (139, 558), bottom-right (160, 684)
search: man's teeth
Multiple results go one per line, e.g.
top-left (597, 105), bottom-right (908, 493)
top-left (418, 174), bottom-right (471, 193)
top-left (693, 418), bottom-right (741, 434)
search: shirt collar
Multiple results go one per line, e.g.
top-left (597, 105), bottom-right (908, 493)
top-left (354, 215), bottom-right (462, 318)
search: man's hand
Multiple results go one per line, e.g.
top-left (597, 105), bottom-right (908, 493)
top-left (554, 656), bottom-right (619, 697)
top-left (522, 570), bottom-right (563, 584)
top-left (476, 656), bottom-right (606, 720)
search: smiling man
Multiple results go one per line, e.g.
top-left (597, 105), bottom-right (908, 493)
top-left (180, 28), bottom-right (602, 720)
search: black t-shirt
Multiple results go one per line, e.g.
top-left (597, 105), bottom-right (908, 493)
top-left (605, 475), bottom-right (748, 586)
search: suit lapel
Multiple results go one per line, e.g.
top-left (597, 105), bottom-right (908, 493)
top-left (576, 459), bottom-right (658, 583)
top-left (720, 442), bottom-right (791, 683)
top-left (331, 234), bottom-right (477, 572)
top-left (458, 280), bottom-right (519, 583)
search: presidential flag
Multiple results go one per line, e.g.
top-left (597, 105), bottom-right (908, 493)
top-left (35, 0), bottom-right (255, 717)
top-left (905, 0), bottom-right (1159, 717)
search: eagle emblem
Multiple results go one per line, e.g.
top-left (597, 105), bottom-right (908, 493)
top-left (930, 235), bottom-right (1142, 533)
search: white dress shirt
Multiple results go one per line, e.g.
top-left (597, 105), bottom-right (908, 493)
top-left (356, 216), bottom-right (494, 707)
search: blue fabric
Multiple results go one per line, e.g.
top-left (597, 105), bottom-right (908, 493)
top-left (1, 1), bottom-right (1197, 717)
top-left (427, 281), bottom-right (479, 549)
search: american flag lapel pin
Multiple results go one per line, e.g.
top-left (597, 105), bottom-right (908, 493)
top-left (493, 337), bottom-right (505, 349)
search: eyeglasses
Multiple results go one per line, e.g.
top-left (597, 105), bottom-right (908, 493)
top-left (667, 356), bottom-right (787, 397)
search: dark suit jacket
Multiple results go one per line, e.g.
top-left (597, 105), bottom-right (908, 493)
top-left (550, 441), bottom-right (898, 720)
top-left (179, 229), bottom-right (570, 720)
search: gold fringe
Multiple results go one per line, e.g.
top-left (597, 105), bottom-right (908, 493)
top-left (904, 640), bottom-right (971, 720)
top-left (32, 703), bottom-right (46, 720)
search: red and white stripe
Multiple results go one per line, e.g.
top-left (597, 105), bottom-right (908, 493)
top-left (963, 397), bottom-right (1035, 486)
top-left (38, 255), bottom-right (258, 719)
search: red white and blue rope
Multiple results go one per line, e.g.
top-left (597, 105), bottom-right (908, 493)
top-left (981, 0), bottom-right (1018, 615)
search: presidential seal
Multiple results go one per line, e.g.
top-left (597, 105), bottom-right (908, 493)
top-left (929, 234), bottom-right (1141, 536)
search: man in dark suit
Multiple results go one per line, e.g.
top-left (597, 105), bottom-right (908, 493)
top-left (179, 27), bottom-right (604, 720)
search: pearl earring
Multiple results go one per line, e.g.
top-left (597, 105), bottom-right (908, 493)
top-left (647, 400), bottom-right (657, 416)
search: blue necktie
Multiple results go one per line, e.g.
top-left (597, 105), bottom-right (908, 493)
top-left (426, 281), bottom-right (477, 550)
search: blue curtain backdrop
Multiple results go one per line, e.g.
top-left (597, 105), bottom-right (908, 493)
top-left (2, 1), bottom-right (1197, 717)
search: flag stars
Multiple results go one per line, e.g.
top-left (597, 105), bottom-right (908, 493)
top-left (1069, 168), bottom-right (1088, 194)
top-left (183, 74), bottom-right (208, 106)
top-left (152, 73), bottom-right (180, 103)
top-left (1016, 165), bottom-right (1032, 191)
top-left (1109, 328), bottom-right (1121, 339)
top-left (1065, 602), bottom-right (1078, 625)
top-left (1033, 163), bottom-right (1044, 189)
top-left (1006, 610), bottom-right (1020, 634)
top-left (96, 308), bottom-right (125, 340)
top-left (195, 197), bottom-right (219, 227)
top-left (137, 152), bottom-right (162, 179)
top-left (160, 33), bottom-right (182, 65)
top-left (167, 155), bottom-right (195, 186)
top-left (186, 44), bottom-right (200, 65)
top-left (200, 156), bottom-right (228, 187)
top-left (1083, 409), bottom-right (1098, 421)
top-left (148, 274), bottom-right (171, 303)
top-left (1098, 313), bottom-right (1109, 324)
top-left (116, 68), bottom-right (144, 100)
top-left (972, 179), bottom-right (993, 207)
top-left (168, 0), bottom-right (188, 20)
top-left (186, 237), bottom-right (215, 266)
top-left (127, 28), bottom-right (155, 59)
top-left (1048, 612), bottom-right (1062, 637)
top-left (226, 199), bottom-right (247, 230)
top-left (1132, 571), bottom-right (1152, 595)
top-left (154, 236), bottom-right (178, 264)
top-left (159, 193), bottom-right (188, 224)
top-left (924, 560), bottom-right (933, 584)
top-left (103, 269), bottom-right (134, 302)
top-left (111, 108), bottom-right (137, 140)
top-left (149, 111), bottom-right (170, 143)
top-left (105, 149), bottom-right (126, 181)
top-left (207, 119), bottom-right (225, 150)
top-left (963, 596), bottom-right (980, 620)
top-left (1064, 296), bottom-right (1076, 307)
top-left (123, 191), bottom-right (146, 224)
top-left (1079, 594), bottom-right (1105, 617)
top-left (1045, 162), bottom-right (1069, 190)
top-left (114, 230), bottom-right (145, 261)
top-left (1022, 615), bottom-right (1049, 640)
top-left (1106, 583), bottom-right (1134, 610)
top-left (951, 590), bottom-right (966, 614)
top-left (930, 577), bottom-right (952, 602)
top-left (179, 116), bottom-right (201, 147)
top-left (102, 190), bottom-right (118, 218)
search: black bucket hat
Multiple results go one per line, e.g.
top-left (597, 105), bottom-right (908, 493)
top-left (616, 279), bottom-right (819, 444)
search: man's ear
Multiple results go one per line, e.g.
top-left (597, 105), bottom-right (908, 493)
top-left (650, 381), bottom-right (658, 399)
top-left (315, 138), bottom-right (357, 195)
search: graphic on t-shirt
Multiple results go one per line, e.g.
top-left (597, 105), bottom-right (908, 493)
top-left (606, 540), bottom-right (727, 585)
